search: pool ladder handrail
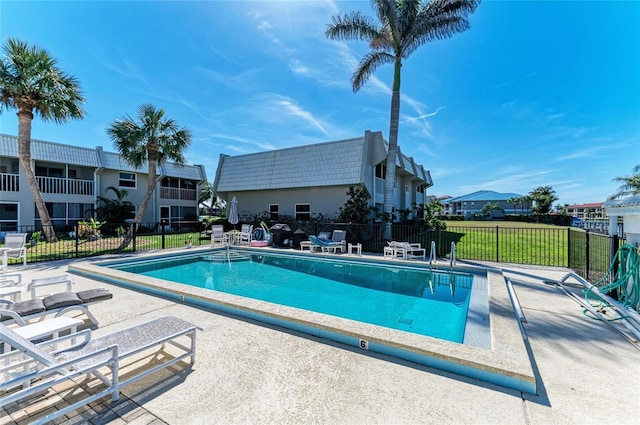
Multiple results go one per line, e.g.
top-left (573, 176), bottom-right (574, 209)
top-left (450, 242), bottom-right (456, 267)
top-left (429, 241), bottom-right (436, 265)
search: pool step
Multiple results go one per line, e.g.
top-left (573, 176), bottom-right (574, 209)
top-left (202, 251), bottom-right (251, 263)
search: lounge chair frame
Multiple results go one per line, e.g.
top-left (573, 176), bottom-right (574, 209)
top-left (0, 316), bottom-right (197, 424)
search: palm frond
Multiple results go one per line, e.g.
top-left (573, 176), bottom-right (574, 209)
top-left (352, 51), bottom-right (395, 92)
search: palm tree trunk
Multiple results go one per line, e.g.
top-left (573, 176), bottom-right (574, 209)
top-left (118, 160), bottom-right (157, 250)
top-left (383, 61), bottom-right (402, 240)
top-left (17, 109), bottom-right (58, 242)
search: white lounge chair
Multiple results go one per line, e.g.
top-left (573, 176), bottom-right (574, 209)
top-left (309, 230), bottom-right (347, 254)
top-left (2, 233), bottom-right (27, 267)
top-left (211, 225), bottom-right (227, 246)
top-left (0, 316), bottom-right (197, 424)
top-left (0, 275), bottom-right (112, 326)
top-left (387, 241), bottom-right (426, 260)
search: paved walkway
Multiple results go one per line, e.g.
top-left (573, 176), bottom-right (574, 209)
top-left (1, 253), bottom-right (638, 424)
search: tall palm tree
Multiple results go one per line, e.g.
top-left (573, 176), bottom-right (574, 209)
top-left (107, 104), bottom-right (191, 249)
top-left (608, 165), bottom-right (640, 200)
top-left (326, 0), bottom-right (480, 238)
top-left (0, 38), bottom-right (84, 242)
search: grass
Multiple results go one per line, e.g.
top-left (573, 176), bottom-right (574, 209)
top-left (438, 221), bottom-right (571, 266)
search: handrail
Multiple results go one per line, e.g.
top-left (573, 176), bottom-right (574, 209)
top-left (559, 271), bottom-right (640, 341)
top-left (429, 241), bottom-right (436, 265)
top-left (450, 242), bottom-right (456, 267)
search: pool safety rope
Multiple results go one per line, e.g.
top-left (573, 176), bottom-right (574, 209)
top-left (584, 244), bottom-right (640, 318)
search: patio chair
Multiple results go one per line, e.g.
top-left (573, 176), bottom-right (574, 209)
top-left (0, 315), bottom-right (197, 424)
top-left (0, 275), bottom-right (112, 326)
top-left (238, 224), bottom-right (253, 245)
top-left (2, 232), bottom-right (27, 266)
top-left (211, 225), bottom-right (227, 246)
top-left (309, 230), bottom-right (347, 254)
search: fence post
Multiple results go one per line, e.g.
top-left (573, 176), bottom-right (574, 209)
top-left (611, 234), bottom-right (619, 283)
top-left (75, 223), bottom-right (79, 258)
top-left (567, 228), bottom-right (571, 268)
top-left (495, 226), bottom-right (499, 263)
top-left (585, 230), bottom-right (590, 281)
top-left (132, 222), bottom-right (137, 252)
top-left (161, 221), bottom-right (166, 250)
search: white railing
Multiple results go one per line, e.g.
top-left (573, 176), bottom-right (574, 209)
top-left (0, 173), bottom-right (19, 192)
top-left (37, 176), bottom-right (94, 195)
top-left (160, 187), bottom-right (196, 201)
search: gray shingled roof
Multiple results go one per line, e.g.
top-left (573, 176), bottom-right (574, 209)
top-left (0, 135), bottom-right (98, 167)
top-left (216, 137), bottom-right (367, 191)
top-left (1, 134), bottom-right (205, 181)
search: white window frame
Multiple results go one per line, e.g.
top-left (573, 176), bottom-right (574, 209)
top-left (119, 171), bottom-right (137, 189)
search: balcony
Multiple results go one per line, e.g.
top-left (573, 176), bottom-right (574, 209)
top-left (160, 187), bottom-right (196, 201)
top-left (0, 173), bottom-right (19, 192)
top-left (37, 176), bottom-right (94, 196)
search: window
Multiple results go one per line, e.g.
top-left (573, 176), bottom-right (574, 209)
top-left (375, 163), bottom-right (386, 179)
top-left (269, 204), bottom-right (279, 221)
top-left (405, 183), bottom-right (410, 193)
top-left (0, 202), bottom-right (18, 232)
top-left (68, 203), bottom-right (93, 220)
top-left (416, 184), bottom-right (425, 194)
top-left (295, 204), bottom-right (310, 221)
top-left (119, 172), bottom-right (136, 188)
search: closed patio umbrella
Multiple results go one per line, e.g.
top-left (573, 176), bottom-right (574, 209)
top-left (228, 196), bottom-right (239, 229)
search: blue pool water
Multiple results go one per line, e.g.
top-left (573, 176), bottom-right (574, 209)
top-left (112, 252), bottom-right (475, 343)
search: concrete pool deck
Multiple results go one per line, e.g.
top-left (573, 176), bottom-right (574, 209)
top-left (1, 248), bottom-right (639, 424)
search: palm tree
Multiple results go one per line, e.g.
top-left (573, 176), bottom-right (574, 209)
top-left (326, 0), bottom-right (480, 238)
top-left (94, 186), bottom-right (135, 224)
top-left (608, 165), bottom-right (640, 200)
top-left (107, 104), bottom-right (191, 249)
top-left (0, 38), bottom-right (84, 242)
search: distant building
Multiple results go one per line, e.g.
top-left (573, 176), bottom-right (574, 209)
top-left (442, 190), bottom-right (531, 219)
top-left (211, 130), bottom-right (433, 221)
top-left (566, 202), bottom-right (605, 220)
top-left (0, 134), bottom-right (207, 230)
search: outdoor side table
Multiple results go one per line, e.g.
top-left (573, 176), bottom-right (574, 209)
top-left (348, 243), bottom-right (362, 256)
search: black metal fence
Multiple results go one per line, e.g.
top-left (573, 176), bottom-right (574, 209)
top-left (1, 222), bottom-right (624, 284)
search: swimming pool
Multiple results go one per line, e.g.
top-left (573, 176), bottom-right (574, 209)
top-left (69, 247), bottom-right (536, 394)
top-left (111, 252), bottom-right (477, 344)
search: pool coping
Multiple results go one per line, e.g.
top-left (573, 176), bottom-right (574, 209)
top-left (68, 247), bottom-right (536, 394)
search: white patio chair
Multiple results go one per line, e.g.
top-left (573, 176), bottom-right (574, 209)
top-left (0, 316), bottom-right (197, 424)
top-left (2, 233), bottom-right (28, 266)
top-left (238, 224), bottom-right (253, 245)
top-left (211, 225), bottom-right (227, 246)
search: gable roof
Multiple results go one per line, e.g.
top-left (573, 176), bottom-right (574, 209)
top-left (213, 131), bottom-right (432, 194)
top-left (447, 190), bottom-right (524, 203)
top-left (215, 137), bottom-right (367, 192)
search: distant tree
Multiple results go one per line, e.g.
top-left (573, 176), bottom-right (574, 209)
top-left (421, 198), bottom-right (446, 230)
top-left (338, 186), bottom-right (371, 223)
top-left (107, 104), bottom-right (191, 249)
top-left (528, 186), bottom-right (558, 215)
top-left (608, 165), bottom-right (640, 200)
top-left (326, 0), bottom-right (480, 239)
top-left (0, 38), bottom-right (84, 242)
top-left (555, 203), bottom-right (569, 214)
top-left (507, 197), bottom-right (519, 214)
top-left (94, 186), bottom-right (135, 223)
top-left (199, 181), bottom-right (213, 214)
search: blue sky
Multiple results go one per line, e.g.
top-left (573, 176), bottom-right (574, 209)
top-left (1, 0), bottom-right (638, 206)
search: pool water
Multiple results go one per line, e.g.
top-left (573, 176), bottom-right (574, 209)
top-left (113, 252), bottom-right (474, 343)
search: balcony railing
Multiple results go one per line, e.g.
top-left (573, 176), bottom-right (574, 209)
top-left (0, 173), bottom-right (19, 192)
top-left (160, 187), bottom-right (196, 201)
top-left (37, 176), bottom-right (94, 195)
